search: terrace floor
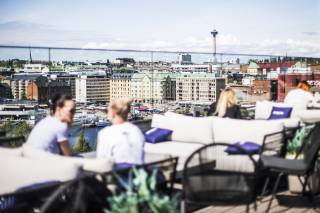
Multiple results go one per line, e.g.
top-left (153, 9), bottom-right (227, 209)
top-left (195, 191), bottom-right (320, 213)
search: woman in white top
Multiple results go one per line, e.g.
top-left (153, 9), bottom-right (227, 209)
top-left (284, 80), bottom-right (314, 110)
top-left (96, 98), bottom-right (144, 167)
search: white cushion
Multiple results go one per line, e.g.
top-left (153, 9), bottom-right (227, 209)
top-left (22, 144), bottom-right (113, 173)
top-left (144, 141), bottom-right (203, 171)
top-left (152, 113), bottom-right (214, 144)
top-left (0, 155), bottom-right (79, 194)
top-left (213, 117), bottom-right (284, 145)
top-left (215, 154), bottom-right (259, 173)
top-left (297, 110), bottom-right (320, 123)
top-left (269, 118), bottom-right (300, 129)
top-left (255, 101), bottom-right (301, 119)
top-left (0, 147), bottom-right (23, 157)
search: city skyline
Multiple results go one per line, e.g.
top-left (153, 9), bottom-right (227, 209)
top-left (0, 0), bottom-right (319, 57)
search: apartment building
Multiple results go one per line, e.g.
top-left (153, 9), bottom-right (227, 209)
top-left (176, 73), bottom-right (226, 103)
top-left (10, 74), bottom-right (42, 99)
top-left (75, 74), bottom-right (110, 103)
top-left (131, 72), bottom-right (177, 104)
top-left (110, 73), bottom-right (133, 100)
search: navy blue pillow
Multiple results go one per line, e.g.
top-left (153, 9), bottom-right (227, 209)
top-left (144, 128), bottom-right (172, 143)
top-left (268, 106), bottom-right (292, 120)
top-left (225, 142), bottom-right (261, 155)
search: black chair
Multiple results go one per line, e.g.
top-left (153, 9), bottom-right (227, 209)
top-left (261, 122), bottom-right (320, 212)
top-left (181, 143), bottom-right (259, 213)
top-left (40, 174), bottom-right (112, 213)
top-left (110, 157), bottom-right (179, 197)
top-left (0, 181), bottom-right (61, 213)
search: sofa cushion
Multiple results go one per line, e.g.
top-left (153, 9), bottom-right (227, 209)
top-left (144, 141), bottom-right (203, 171)
top-left (213, 117), bottom-right (284, 145)
top-left (22, 144), bottom-right (113, 173)
top-left (144, 128), bottom-right (172, 143)
top-left (0, 147), bottom-right (23, 157)
top-left (0, 155), bottom-right (79, 194)
top-left (255, 101), bottom-right (301, 119)
top-left (297, 110), bottom-right (320, 123)
top-left (269, 106), bottom-right (292, 120)
top-left (152, 113), bottom-right (214, 144)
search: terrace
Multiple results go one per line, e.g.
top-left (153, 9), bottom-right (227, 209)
top-left (1, 46), bottom-right (320, 212)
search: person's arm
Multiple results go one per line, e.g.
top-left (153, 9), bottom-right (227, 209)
top-left (59, 140), bottom-right (72, 156)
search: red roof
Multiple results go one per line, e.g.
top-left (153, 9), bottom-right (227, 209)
top-left (258, 62), bottom-right (295, 70)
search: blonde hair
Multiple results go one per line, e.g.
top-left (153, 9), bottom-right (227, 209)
top-left (215, 88), bottom-right (238, 117)
top-left (109, 98), bottom-right (133, 120)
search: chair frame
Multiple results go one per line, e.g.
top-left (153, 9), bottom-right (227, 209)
top-left (181, 142), bottom-right (260, 213)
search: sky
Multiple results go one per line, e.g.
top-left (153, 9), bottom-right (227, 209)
top-left (0, 0), bottom-right (319, 60)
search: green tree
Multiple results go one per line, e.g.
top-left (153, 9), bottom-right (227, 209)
top-left (73, 129), bottom-right (91, 154)
top-left (21, 92), bottom-right (27, 100)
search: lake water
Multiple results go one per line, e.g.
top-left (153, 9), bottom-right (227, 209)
top-left (68, 125), bottom-right (108, 149)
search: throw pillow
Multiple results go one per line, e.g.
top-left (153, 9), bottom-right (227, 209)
top-left (268, 106), bottom-right (292, 120)
top-left (225, 142), bottom-right (261, 155)
top-left (144, 128), bottom-right (172, 144)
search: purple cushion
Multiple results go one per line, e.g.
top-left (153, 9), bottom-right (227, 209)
top-left (225, 142), bottom-right (261, 155)
top-left (268, 106), bottom-right (292, 120)
top-left (144, 128), bottom-right (172, 143)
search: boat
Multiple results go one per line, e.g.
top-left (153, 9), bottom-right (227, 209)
top-left (95, 119), bottom-right (111, 127)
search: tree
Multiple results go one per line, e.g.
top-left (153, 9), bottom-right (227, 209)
top-left (21, 92), bottom-right (27, 100)
top-left (73, 128), bottom-right (91, 154)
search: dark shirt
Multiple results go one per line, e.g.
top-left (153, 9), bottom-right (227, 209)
top-left (208, 102), bottom-right (242, 119)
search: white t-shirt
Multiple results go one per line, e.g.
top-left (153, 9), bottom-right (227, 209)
top-left (26, 116), bottom-right (68, 154)
top-left (284, 88), bottom-right (314, 110)
top-left (96, 122), bottom-right (145, 164)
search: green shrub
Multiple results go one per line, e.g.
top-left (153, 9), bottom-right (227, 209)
top-left (107, 168), bottom-right (177, 213)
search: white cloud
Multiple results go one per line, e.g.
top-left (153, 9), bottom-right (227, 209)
top-left (81, 34), bottom-right (320, 57)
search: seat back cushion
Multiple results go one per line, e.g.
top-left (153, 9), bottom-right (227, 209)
top-left (213, 117), bottom-right (284, 145)
top-left (151, 113), bottom-right (214, 144)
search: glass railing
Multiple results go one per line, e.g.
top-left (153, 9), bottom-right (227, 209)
top-left (1, 45), bottom-right (320, 148)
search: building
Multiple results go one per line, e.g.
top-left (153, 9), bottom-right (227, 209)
top-left (171, 64), bottom-right (212, 72)
top-left (277, 72), bottom-right (320, 101)
top-left (0, 82), bottom-right (12, 99)
top-left (131, 72), bottom-right (177, 104)
top-left (27, 76), bottom-right (72, 104)
top-left (178, 54), bottom-right (192, 65)
top-left (10, 74), bottom-right (42, 100)
top-left (176, 73), bottom-right (226, 103)
top-left (21, 64), bottom-right (49, 73)
top-left (75, 74), bottom-right (110, 103)
top-left (110, 73), bottom-right (133, 100)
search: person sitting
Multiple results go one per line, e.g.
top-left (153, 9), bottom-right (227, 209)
top-left (96, 98), bottom-right (144, 168)
top-left (26, 94), bottom-right (75, 156)
top-left (208, 87), bottom-right (242, 119)
top-left (284, 80), bottom-right (314, 110)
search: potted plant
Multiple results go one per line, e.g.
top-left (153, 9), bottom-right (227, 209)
top-left (106, 168), bottom-right (178, 213)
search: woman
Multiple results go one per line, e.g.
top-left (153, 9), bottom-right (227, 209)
top-left (208, 88), bottom-right (242, 119)
top-left (96, 98), bottom-right (144, 167)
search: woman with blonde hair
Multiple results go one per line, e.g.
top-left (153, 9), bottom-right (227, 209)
top-left (96, 98), bottom-right (144, 167)
top-left (208, 88), bottom-right (242, 119)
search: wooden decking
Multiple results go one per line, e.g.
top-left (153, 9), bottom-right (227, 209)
top-left (195, 192), bottom-right (320, 213)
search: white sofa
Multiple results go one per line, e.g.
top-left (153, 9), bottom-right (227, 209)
top-left (145, 112), bottom-right (286, 172)
top-left (0, 144), bottom-right (114, 194)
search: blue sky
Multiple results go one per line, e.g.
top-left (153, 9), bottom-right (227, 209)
top-left (0, 0), bottom-right (319, 58)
